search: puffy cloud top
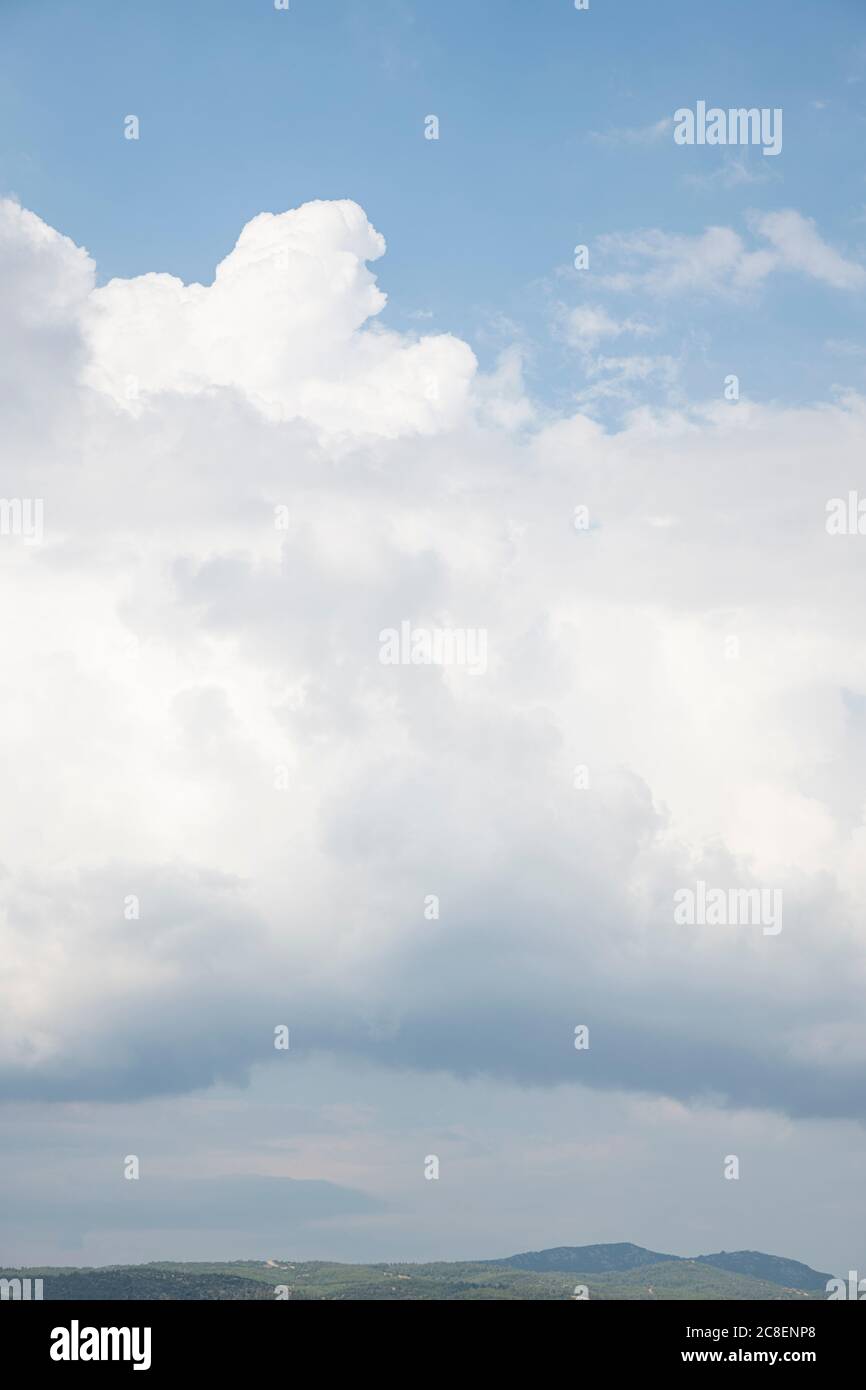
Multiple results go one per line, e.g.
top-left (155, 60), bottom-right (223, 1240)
top-left (82, 198), bottom-right (476, 435)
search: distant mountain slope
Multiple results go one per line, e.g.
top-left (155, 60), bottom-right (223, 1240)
top-left (585, 1260), bottom-right (817, 1302)
top-left (0, 1246), bottom-right (831, 1300)
top-left (497, 1243), bottom-right (830, 1292)
top-left (496, 1242), bottom-right (673, 1273)
top-left (694, 1251), bottom-right (831, 1293)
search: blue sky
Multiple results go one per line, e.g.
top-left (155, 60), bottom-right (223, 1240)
top-left (2, 0), bottom-right (865, 412)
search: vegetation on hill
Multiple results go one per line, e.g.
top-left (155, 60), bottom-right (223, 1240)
top-left (500, 1243), bottom-right (831, 1293)
top-left (693, 1250), bottom-right (831, 1292)
top-left (497, 1243), bottom-right (674, 1274)
top-left (0, 1246), bottom-right (829, 1301)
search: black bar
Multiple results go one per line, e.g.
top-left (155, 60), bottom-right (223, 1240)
top-left (2, 1298), bottom-right (859, 1375)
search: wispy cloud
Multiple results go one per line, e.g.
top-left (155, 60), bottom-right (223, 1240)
top-left (561, 303), bottom-right (653, 348)
top-left (750, 208), bottom-right (866, 291)
top-left (589, 116), bottom-right (672, 146)
top-left (595, 211), bottom-right (866, 298)
top-left (684, 154), bottom-right (777, 192)
top-left (575, 354), bottom-right (681, 412)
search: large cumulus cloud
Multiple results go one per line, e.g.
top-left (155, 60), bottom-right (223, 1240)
top-left (2, 196), bottom-right (866, 1120)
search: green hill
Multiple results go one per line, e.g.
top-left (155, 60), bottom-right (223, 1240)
top-left (0, 1245), bottom-right (831, 1301)
top-left (694, 1250), bottom-right (831, 1292)
top-left (499, 1243), bottom-right (832, 1294)
top-left (497, 1242), bottom-right (674, 1273)
top-left (584, 1260), bottom-right (817, 1301)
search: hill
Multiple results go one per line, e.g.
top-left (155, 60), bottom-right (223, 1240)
top-left (499, 1243), bottom-right (831, 1293)
top-left (694, 1250), bottom-right (831, 1292)
top-left (0, 1244), bottom-right (832, 1300)
top-left (496, 1242), bottom-right (674, 1273)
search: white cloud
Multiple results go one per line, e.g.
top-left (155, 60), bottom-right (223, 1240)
top-left (563, 303), bottom-right (652, 348)
top-left (597, 210), bottom-right (865, 297)
top-left (750, 208), bottom-right (866, 290)
top-left (2, 197), bottom-right (866, 1130)
top-left (575, 352), bottom-right (680, 409)
top-left (83, 199), bottom-right (477, 438)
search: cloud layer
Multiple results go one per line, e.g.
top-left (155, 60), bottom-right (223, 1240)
top-left (2, 197), bottom-right (866, 1127)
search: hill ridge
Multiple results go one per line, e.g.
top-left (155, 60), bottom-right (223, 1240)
top-left (499, 1243), bottom-right (832, 1292)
